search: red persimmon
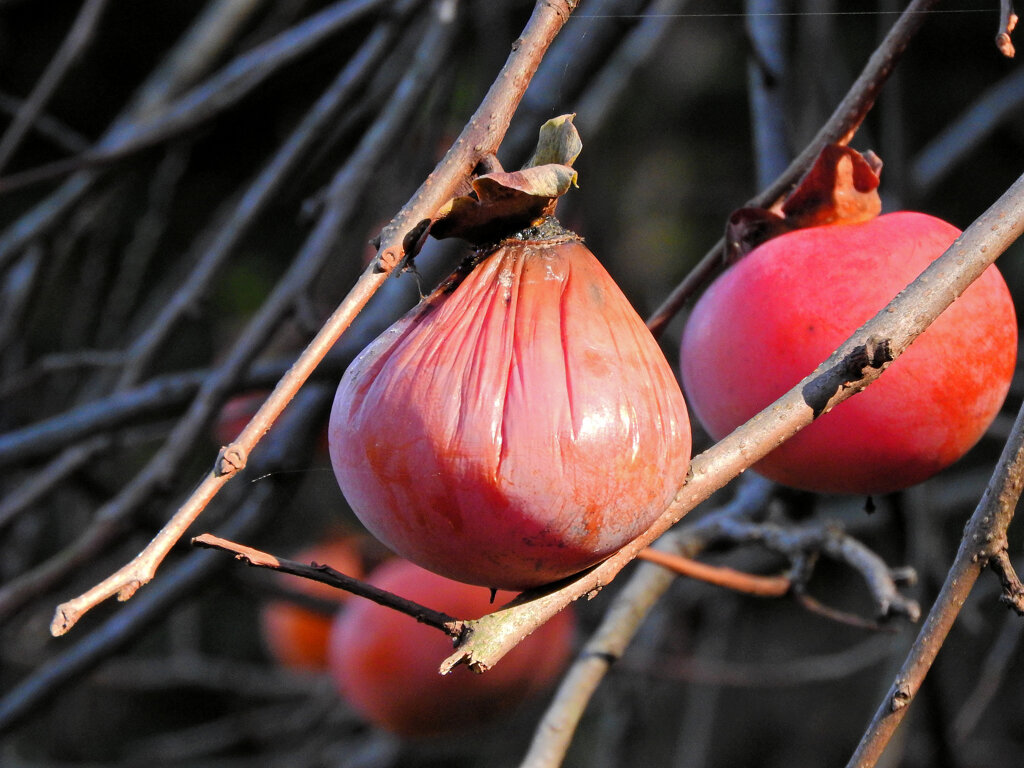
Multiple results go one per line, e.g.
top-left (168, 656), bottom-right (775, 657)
top-left (329, 222), bottom-right (691, 589)
top-left (260, 538), bottom-right (364, 670)
top-left (680, 211), bottom-right (1017, 495)
top-left (327, 558), bottom-right (575, 738)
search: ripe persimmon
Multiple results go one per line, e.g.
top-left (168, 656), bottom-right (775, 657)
top-left (260, 538), bottom-right (364, 670)
top-left (680, 212), bottom-right (1017, 494)
top-left (327, 558), bottom-right (575, 738)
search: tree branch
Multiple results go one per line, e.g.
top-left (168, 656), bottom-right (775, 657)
top-left (645, 0), bottom-right (940, 338)
top-left (0, 0), bottom-right (395, 197)
top-left (845, 387), bottom-right (1024, 767)
top-left (634, 547), bottom-right (791, 597)
top-left (911, 65), bottom-right (1024, 196)
top-left (997, 0), bottom-right (1017, 57)
top-left (0, 0), bottom-right (109, 174)
top-left (518, 475), bottom-right (777, 768)
top-left (0, 384), bottom-right (334, 735)
top-left (48, 0), bottom-right (580, 637)
top-left (441, 168), bottom-right (1024, 677)
top-left (518, 473), bottom-right (923, 768)
top-left (191, 534), bottom-right (462, 636)
top-left (0, 0), bottom-right (265, 271)
top-left (113, 3), bottom-right (414, 389)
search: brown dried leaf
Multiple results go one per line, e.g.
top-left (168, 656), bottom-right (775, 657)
top-left (725, 144), bottom-right (883, 261)
top-left (474, 164), bottom-right (578, 202)
top-left (431, 115), bottom-right (582, 244)
top-left (526, 113), bottom-right (582, 168)
top-left (781, 145), bottom-right (882, 227)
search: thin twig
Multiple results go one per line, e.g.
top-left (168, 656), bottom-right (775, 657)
top-left (645, 0), bottom-right (940, 338)
top-left (442, 169), bottom-right (1024, 677)
top-left (997, 0), bottom-right (1017, 57)
top-left (0, 0), bottom-right (109, 174)
top-left (0, 0), bottom-right (396, 197)
top-left (91, 653), bottom-right (331, 697)
top-left (518, 476), bottom-right (776, 768)
top-left (951, 611), bottom-right (1024, 742)
top-left (635, 548), bottom-right (790, 597)
top-left (114, 5), bottom-right (411, 389)
top-left (0, 0), bottom-right (263, 275)
top-left (986, 549), bottom-right (1024, 614)
top-left (0, 91), bottom-right (90, 154)
top-left (638, 633), bottom-right (900, 689)
top-left (44, 3), bottom-right (458, 636)
top-left (124, 698), bottom-right (342, 763)
top-left (48, 0), bottom-right (579, 637)
top-left (911, 65), bottom-right (1024, 196)
top-left (0, 349), bottom-right (125, 398)
top-left (0, 436), bottom-right (111, 532)
top-left (504, 0), bottom-right (645, 155)
top-left (0, 384), bottom-right (334, 735)
top-left (845, 396), bottom-right (1024, 767)
top-left (0, 387), bottom-right (331, 737)
top-left (701, 516), bottom-right (921, 622)
top-left (191, 534), bottom-right (461, 636)
top-left (792, 592), bottom-right (900, 632)
top-left (128, 0), bottom-right (270, 118)
top-left (572, 0), bottom-right (683, 142)
top-left (96, 144), bottom-right (192, 348)
top-left (0, 356), bottom-right (339, 468)
top-left (670, 599), bottom-right (737, 768)
top-left (745, 0), bottom-right (791, 188)
top-left (517, 472), bottom-right (921, 767)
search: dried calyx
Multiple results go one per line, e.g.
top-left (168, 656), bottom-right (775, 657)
top-left (429, 113), bottom-right (582, 246)
top-left (726, 144), bottom-right (883, 263)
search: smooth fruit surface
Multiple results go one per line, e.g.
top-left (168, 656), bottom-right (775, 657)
top-left (327, 559), bottom-right (574, 738)
top-left (329, 235), bottom-right (691, 589)
top-left (260, 539), bottom-right (364, 670)
top-left (680, 212), bottom-right (1017, 495)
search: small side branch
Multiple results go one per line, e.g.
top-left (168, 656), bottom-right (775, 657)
top-left (635, 548), bottom-right (790, 597)
top-left (709, 517), bottom-right (920, 623)
top-left (0, 0), bottom-right (110, 175)
top-left (191, 534), bottom-right (462, 637)
top-left (845, 392), bottom-right (1024, 767)
top-left (518, 476), bottom-right (777, 768)
top-left (988, 548), bottom-right (1024, 615)
top-left (49, 0), bottom-right (581, 636)
top-left (997, 0), bottom-right (1018, 57)
top-left (646, 0), bottom-right (939, 338)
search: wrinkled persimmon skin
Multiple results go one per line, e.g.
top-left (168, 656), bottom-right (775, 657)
top-left (327, 559), bottom-right (575, 738)
top-left (681, 212), bottom-right (1017, 495)
top-left (329, 236), bottom-right (691, 589)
